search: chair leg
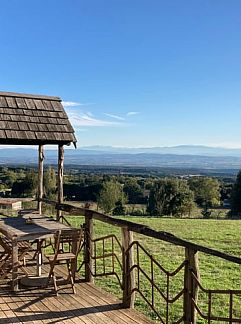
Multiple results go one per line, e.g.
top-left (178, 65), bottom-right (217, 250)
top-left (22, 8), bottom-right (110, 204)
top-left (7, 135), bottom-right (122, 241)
top-left (67, 261), bottom-right (75, 294)
top-left (52, 272), bottom-right (58, 296)
top-left (46, 261), bottom-right (58, 295)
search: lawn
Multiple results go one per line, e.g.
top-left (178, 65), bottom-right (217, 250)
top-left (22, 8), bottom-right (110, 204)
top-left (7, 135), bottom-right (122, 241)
top-left (66, 216), bottom-right (241, 322)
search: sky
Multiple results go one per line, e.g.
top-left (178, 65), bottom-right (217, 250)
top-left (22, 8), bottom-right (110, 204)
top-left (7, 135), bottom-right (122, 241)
top-left (1, 0), bottom-right (241, 148)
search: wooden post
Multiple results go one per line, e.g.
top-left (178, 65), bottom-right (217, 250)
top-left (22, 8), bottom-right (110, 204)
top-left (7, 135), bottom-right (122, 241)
top-left (184, 248), bottom-right (200, 324)
top-left (57, 144), bottom-right (64, 221)
top-left (122, 227), bottom-right (135, 308)
top-left (37, 145), bottom-right (44, 214)
top-left (84, 211), bottom-right (94, 283)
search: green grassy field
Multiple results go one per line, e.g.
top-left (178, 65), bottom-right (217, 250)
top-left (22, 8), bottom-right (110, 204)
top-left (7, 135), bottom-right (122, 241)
top-left (66, 216), bottom-right (241, 322)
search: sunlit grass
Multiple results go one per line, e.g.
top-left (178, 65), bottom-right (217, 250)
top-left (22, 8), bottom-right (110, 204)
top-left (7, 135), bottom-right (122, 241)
top-left (66, 216), bottom-right (241, 322)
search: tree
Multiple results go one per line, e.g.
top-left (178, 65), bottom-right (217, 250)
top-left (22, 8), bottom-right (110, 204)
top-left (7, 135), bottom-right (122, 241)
top-left (44, 166), bottom-right (56, 200)
top-left (113, 200), bottom-right (125, 215)
top-left (123, 178), bottom-right (143, 204)
top-left (12, 169), bottom-right (38, 197)
top-left (188, 177), bottom-right (220, 208)
top-left (231, 170), bottom-right (241, 216)
top-left (147, 178), bottom-right (195, 217)
top-left (4, 169), bottom-right (17, 186)
top-left (98, 181), bottom-right (127, 214)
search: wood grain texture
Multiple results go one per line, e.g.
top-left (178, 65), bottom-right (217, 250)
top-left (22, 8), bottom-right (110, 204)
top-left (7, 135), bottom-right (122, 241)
top-left (0, 261), bottom-right (153, 324)
top-left (57, 145), bottom-right (64, 221)
top-left (0, 91), bottom-right (76, 145)
top-left (122, 228), bottom-right (135, 308)
top-left (37, 145), bottom-right (44, 214)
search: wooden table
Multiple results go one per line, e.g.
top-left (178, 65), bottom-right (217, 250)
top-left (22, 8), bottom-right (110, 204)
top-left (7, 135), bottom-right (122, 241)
top-left (0, 216), bottom-right (76, 291)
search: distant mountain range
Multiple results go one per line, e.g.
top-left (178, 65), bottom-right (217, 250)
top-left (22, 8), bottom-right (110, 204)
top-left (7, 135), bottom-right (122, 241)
top-left (81, 145), bottom-right (241, 157)
top-left (0, 145), bottom-right (241, 170)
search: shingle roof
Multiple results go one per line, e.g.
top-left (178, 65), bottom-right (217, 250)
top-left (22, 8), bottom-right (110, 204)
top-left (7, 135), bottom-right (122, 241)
top-left (0, 91), bottom-right (76, 145)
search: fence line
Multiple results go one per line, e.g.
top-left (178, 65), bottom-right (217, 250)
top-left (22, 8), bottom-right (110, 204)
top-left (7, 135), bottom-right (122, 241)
top-left (41, 199), bottom-right (241, 323)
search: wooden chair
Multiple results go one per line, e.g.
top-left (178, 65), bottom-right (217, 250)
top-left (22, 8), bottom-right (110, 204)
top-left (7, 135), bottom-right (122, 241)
top-left (0, 236), bottom-right (32, 280)
top-left (45, 229), bottom-right (83, 295)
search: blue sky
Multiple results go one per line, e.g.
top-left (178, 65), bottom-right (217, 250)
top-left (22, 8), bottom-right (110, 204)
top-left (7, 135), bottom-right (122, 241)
top-left (1, 0), bottom-right (241, 148)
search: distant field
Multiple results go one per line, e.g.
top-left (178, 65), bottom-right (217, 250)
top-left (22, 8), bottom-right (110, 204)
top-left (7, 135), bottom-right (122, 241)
top-left (66, 216), bottom-right (241, 322)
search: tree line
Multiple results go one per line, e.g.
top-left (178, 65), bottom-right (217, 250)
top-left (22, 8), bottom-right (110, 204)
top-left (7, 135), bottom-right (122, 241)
top-left (1, 166), bottom-right (240, 217)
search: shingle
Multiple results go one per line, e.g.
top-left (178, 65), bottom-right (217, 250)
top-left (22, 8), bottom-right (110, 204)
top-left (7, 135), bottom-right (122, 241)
top-left (7, 121), bottom-right (19, 130)
top-left (5, 97), bottom-right (17, 108)
top-left (38, 124), bottom-right (49, 132)
top-left (0, 121), bottom-right (6, 129)
top-left (42, 100), bottom-right (53, 111)
top-left (15, 97), bottom-right (27, 109)
top-left (24, 131), bottom-right (36, 140)
top-left (35, 132), bottom-right (47, 140)
top-left (23, 109), bottom-right (33, 116)
top-left (18, 122), bottom-right (29, 131)
top-left (0, 97), bottom-right (8, 108)
top-left (28, 123), bottom-right (39, 131)
top-left (34, 100), bottom-right (45, 110)
top-left (51, 101), bottom-right (63, 112)
top-left (24, 98), bottom-right (36, 110)
top-left (0, 130), bottom-right (6, 139)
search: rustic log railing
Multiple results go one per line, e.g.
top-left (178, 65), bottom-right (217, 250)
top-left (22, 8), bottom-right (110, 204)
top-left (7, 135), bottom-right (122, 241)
top-left (40, 199), bottom-right (241, 323)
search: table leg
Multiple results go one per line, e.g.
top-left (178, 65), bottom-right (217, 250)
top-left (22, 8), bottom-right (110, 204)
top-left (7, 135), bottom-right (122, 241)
top-left (36, 240), bottom-right (42, 277)
top-left (12, 238), bottom-right (18, 291)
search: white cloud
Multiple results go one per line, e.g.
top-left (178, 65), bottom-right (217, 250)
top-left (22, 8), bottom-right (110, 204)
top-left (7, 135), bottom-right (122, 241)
top-left (126, 111), bottom-right (140, 116)
top-left (62, 101), bottom-right (81, 107)
top-left (104, 113), bottom-right (125, 121)
top-left (69, 112), bottom-right (124, 127)
top-left (62, 101), bottom-right (94, 107)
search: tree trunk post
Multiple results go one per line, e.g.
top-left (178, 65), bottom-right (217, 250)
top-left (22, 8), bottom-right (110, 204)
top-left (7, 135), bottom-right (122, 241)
top-left (57, 144), bottom-right (64, 221)
top-left (122, 227), bottom-right (135, 308)
top-left (84, 210), bottom-right (94, 283)
top-left (184, 248), bottom-right (200, 324)
top-left (37, 145), bottom-right (44, 214)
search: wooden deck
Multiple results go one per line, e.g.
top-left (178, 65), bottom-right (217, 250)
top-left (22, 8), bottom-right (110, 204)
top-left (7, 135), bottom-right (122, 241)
top-left (0, 262), bottom-right (153, 324)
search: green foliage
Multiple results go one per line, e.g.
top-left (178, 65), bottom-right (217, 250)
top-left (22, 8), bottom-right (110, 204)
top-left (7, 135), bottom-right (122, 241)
top-left (123, 178), bottom-right (143, 204)
top-left (188, 177), bottom-right (221, 207)
top-left (231, 170), bottom-right (241, 216)
top-left (147, 178), bottom-right (195, 217)
top-left (201, 206), bottom-right (212, 219)
top-left (98, 180), bottom-right (127, 214)
top-left (44, 166), bottom-right (56, 200)
top-left (112, 200), bottom-right (125, 215)
top-left (12, 169), bottom-right (38, 197)
top-left (4, 168), bottom-right (18, 186)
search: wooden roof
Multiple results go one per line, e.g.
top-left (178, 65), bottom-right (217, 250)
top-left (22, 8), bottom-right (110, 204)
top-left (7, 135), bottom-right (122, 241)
top-left (0, 91), bottom-right (77, 145)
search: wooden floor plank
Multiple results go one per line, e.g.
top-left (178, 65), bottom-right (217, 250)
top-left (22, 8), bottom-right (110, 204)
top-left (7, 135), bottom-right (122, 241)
top-left (52, 265), bottom-right (137, 324)
top-left (0, 261), bottom-right (153, 324)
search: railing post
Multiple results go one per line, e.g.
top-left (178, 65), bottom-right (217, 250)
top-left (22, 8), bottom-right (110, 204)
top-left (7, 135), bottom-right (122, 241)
top-left (122, 226), bottom-right (135, 308)
top-left (84, 211), bottom-right (94, 283)
top-left (184, 248), bottom-right (200, 324)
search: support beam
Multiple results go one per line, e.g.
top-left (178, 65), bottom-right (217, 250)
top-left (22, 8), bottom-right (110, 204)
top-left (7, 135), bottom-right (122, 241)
top-left (84, 211), bottom-right (94, 283)
top-left (122, 227), bottom-right (135, 308)
top-left (37, 145), bottom-right (44, 214)
top-left (57, 145), bottom-right (64, 221)
top-left (184, 248), bottom-right (200, 324)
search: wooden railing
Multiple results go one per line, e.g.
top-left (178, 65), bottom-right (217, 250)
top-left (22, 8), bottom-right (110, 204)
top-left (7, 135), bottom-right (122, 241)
top-left (41, 199), bottom-right (241, 323)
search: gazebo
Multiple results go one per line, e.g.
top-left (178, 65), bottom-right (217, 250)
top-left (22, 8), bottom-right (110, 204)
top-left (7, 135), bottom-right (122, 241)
top-left (0, 91), bottom-right (77, 218)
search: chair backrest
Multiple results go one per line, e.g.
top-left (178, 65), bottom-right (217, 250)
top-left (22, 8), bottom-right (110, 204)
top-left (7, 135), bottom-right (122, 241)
top-left (53, 228), bottom-right (83, 262)
top-left (0, 237), bottom-right (12, 254)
